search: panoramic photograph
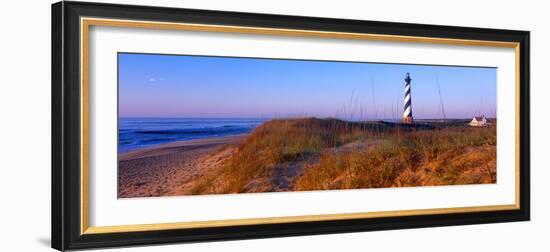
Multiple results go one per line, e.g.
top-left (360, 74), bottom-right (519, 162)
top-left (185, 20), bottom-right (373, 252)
top-left (117, 53), bottom-right (497, 198)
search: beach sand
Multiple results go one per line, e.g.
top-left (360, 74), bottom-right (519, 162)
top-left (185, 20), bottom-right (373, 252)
top-left (118, 134), bottom-right (246, 198)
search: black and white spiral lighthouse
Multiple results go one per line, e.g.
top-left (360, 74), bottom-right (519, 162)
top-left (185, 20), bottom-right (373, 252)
top-left (402, 73), bottom-right (413, 124)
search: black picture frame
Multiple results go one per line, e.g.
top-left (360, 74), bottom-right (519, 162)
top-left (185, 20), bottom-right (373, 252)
top-left (52, 1), bottom-right (530, 251)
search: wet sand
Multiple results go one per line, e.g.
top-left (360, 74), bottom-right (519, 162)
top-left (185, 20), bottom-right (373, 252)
top-left (118, 134), bottom-right (246, 198)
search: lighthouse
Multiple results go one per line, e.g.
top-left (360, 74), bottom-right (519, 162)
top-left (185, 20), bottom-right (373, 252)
top-left (403, 73), bottom-right (413, 124)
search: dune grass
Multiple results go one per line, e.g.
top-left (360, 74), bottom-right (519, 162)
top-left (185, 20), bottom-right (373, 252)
top-left (295, 124), bottom-right (496, 190)
top-left (190, 118), bottom-right (496, 194)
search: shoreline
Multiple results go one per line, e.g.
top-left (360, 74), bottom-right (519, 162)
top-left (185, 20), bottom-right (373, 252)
top-left (119, 134), bottom-right (248, 161)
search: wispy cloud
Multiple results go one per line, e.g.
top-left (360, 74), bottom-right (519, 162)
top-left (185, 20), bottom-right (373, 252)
top-left (148, 77), bottom-right (165, 83)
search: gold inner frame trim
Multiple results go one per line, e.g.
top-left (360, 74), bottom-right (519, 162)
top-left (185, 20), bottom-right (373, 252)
top-left (80, 17), bottom-right (522, 235)
top-left (85, 204), bottom-right (517, 234)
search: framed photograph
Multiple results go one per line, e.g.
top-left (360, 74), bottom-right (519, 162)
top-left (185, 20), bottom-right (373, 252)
top-left (52, 1), bottom-right (530, 250)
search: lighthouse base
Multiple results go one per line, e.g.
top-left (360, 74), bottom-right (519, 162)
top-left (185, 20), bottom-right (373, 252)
top-left (402, 117), bottom-right (413, 124)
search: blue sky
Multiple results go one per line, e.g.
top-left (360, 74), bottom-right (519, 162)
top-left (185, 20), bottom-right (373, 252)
top-left (118, 53), bottom-right (496, 119)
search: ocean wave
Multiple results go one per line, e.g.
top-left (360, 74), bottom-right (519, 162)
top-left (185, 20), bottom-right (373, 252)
top-left (133, 127), bottom-right (248, 135)
top-left (138, 137), bottom-right (181, 143)
top-left (118, 118), bottom-right (265, 153)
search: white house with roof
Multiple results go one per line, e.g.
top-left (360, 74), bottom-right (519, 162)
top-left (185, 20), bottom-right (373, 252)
top-left (469, 116), bottom-right (488, 127)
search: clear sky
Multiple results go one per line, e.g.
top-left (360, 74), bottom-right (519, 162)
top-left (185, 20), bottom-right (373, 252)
top-left (118, 53), bottom-right (496, 119)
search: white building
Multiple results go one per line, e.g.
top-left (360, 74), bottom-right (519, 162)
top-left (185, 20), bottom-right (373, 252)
top-left (469, 116), bottom-right (488, 127)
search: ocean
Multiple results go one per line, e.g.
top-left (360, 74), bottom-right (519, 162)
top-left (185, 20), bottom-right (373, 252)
top-left (118, 118), bottom-right (266, 153)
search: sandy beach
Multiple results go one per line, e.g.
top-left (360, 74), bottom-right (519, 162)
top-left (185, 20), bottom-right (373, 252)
top-left (118, 134), bottom-right (246, 198)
